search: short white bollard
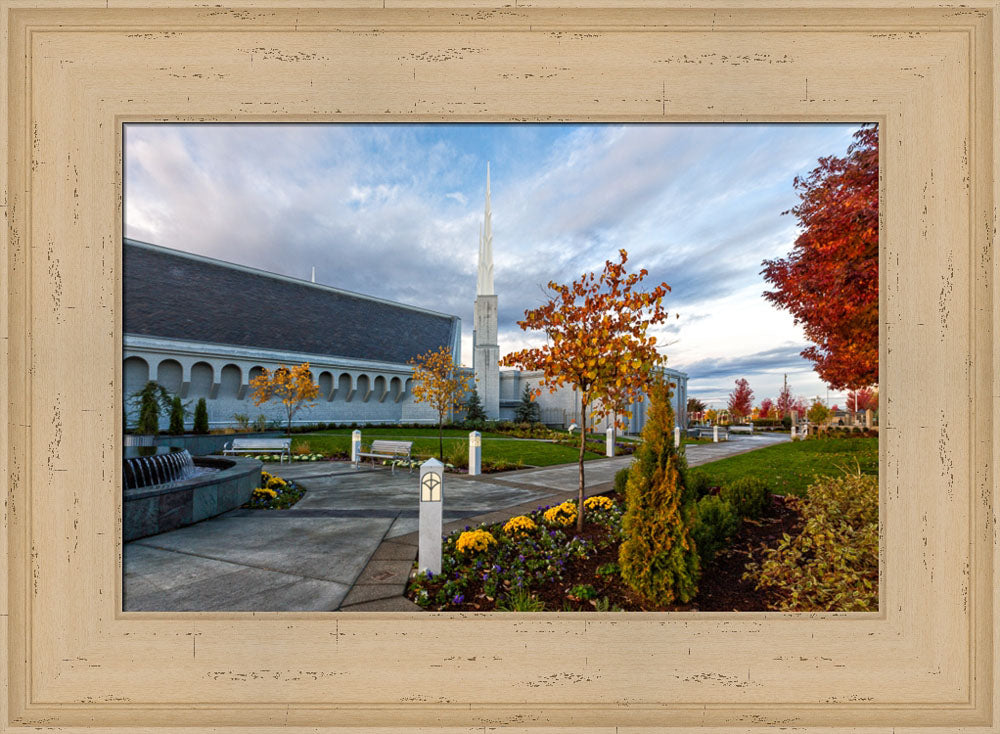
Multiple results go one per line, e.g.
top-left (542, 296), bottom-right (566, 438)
top-left (606, 427), bottom-right (615, 457)
top-left (791, 425), bottom-right (797, 439)
top-left (418, 458), bottom-right (444, 575)
top-left (468, 431), bottom-right (482, 476)
top-left (351, 429), bottom-right (362, 466)
top-left (713, 425), bottom-right (719, 443)
top-left (674, 426), bottom-right (681, 448)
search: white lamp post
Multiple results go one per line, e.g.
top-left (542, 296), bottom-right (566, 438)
top-left (418, 458), bottom-right (444, 575)
top-left (605, 426), bottom-right (615, 457)
top-left (351, 429), bottom-right (362, 467)
top-left (468, 431), bottom-right (482, 476)
top-left (674, 426), bottom-right (681, 448)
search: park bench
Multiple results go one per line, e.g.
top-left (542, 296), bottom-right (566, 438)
top-left (356, 439), bottom-right (414, 473)
top-left (693, 426), bottom-right (729, 441)
top-left (729, 425), bottom-right (754, 434)
top-left (222, 437), bottom-right (292, 463)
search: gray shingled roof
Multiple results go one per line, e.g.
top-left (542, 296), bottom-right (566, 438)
top-left (123, 239), bottom-right (459, 364)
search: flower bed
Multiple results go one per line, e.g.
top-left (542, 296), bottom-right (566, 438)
top-left (242, 470), bottom-right (306, 510)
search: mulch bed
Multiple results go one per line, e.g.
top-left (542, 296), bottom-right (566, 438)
top-left (410, 491), bottom-right (803, 612)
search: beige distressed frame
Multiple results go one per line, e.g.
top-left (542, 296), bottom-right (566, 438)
top-left (1, 1), bottom-right (998, 731)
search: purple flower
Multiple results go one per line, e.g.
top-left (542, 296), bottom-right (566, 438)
top-left (452, 594), bottom-right (464, 605)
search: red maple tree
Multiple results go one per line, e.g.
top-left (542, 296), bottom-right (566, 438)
top-left (727, 378), bottom-right (754, 419)
top-left (847, 386), bottom-right (878, 413)
top-left (762, 125), bottom-right (879, 391)
top-left (759, 397), bottom-right (776, 418)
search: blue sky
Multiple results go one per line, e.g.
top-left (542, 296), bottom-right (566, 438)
top-left (124, 122), bottom-right (866, 409)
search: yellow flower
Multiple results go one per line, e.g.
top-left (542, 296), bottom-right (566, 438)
top-left (584, 495), bottom-right (614, 511)
top-left (455, 529), bottom-right (497, 554)
top-left (267, 477), bottom-right (287, 489)
top-left (543, 501), bottom-right (578, 527)
top-left (253, 487), bottom-right (278, 499)
top-left (503, 515), bottom-right (537, 537)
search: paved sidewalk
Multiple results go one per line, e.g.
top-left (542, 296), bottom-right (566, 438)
top-left (123, 433), bottom-right (788, 612)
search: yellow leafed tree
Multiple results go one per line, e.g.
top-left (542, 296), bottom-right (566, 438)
top-left (500, 249), bottom-right (672, 531)
top-left (249, 362), bottom-right (320, 436)
top-left (409, 347), bottom-right (471, 461)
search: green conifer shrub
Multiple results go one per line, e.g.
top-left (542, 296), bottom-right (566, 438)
top-left (514, 384), bottom-right (541, 423)
top-left (719, 476), bottom-right (771, 520)
top-left (193, 398), bottom-right (209, 434)
top-left (463, 389), bottom-right (488, 427)
top-left (691, 495), bottom-right (740, 564)
top-left (618, 376), bottom-right (700, 605)
top-left (131, 381), bottom-right (171, 436)
top-left (168, 396), bottom-right (187, 435)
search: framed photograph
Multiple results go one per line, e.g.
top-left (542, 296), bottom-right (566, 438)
top-left (2, 2), bottom-right (997, 731)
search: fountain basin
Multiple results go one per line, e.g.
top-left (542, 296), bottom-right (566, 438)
top-left (124, 455), bottom-right (261, 541)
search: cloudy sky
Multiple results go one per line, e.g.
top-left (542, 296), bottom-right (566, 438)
top-left (124, 122), bottom-right (865, 409)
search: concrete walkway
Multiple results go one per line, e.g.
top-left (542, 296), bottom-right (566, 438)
top-left (123, 433), bottom-right (788, 612)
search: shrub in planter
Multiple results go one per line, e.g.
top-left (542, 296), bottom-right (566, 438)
top-left (193, 398), bottom-right (209, 434)
top-left (613, 467), bottom-right (630, 494)
top-left (745, 471), bottom-right (878, 611)
top-left (719, 476), bottom-right (771, 520)
top-left (167, 396), bottom-right (187, 435)
top-left (691, 494), bottom-right (740, 564)
top-left (619, 377), bottom-right (700, 605)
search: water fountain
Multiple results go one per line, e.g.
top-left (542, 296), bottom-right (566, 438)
top-left (123, 445), bottom-right (261, 541)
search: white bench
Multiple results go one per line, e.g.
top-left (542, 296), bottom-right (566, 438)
top-left (223, 437), bottom-right (292, 463)
top-left (356, 440), bottom-right (414, 473)
top-left (729, 425), bottom-right (754, 434)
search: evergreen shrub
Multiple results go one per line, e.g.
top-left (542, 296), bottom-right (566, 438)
top-left (618, 377), bottom-right (700, 605)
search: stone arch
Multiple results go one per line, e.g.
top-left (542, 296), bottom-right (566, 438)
top-left (374, 375), bottom-right (388, 403)
top-left (189, 361), bottom-right (214, 398)
top-left (219, 364), bottom-right (241, 399)
top-left (356, 374), bottom-right (372, 403)
top-left (334, 373), bottom-right (354, 402)
top-left (390, 376), bottom-right (404, 403)
top-left (156, 359), bottom-right (183, 395)
top-left (123, 356), bottom-right (149, 396)
top-left (318, 371), bottom-right (334, 401)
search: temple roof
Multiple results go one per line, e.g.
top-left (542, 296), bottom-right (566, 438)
top-left (123, 239), bottom-right (460, 365)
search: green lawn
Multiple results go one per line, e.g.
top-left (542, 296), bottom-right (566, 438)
top-left (292, 429), bottom-right (604, 467)
top-left (691, 437), bottom-right (878, 497)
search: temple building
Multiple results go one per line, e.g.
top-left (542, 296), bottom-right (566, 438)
top-left (123, 165), bottom-right (688, 432)
top-left (122, 238), bottom-right (459, 428)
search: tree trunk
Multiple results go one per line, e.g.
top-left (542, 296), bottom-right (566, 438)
top-left (438, 414), bottom-right (444, 461)
top-left (577, 394), bottom-right (587, 532)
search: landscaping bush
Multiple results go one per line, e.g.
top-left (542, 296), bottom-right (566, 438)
top-left (691, 494), bottom-right (740, 564)
top-left (619, 377), bottom-right (700, 605)
top-left (167, 396), bottom-right (186, 435)
top-left (613, 467), bottom-right (630, 494)
top-left (719, 476), bottom-right (771, 520)
top-left (685, 469), bottom-right (712, 499)
top-left (444, 441), bottom-right (470, 470)
top-left (745, 471), bottom-right (878, 611)
top-left (193, 398), bottom-right (209, 434)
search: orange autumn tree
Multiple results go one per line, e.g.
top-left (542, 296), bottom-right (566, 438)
top-left (501, 249), bottom-right (671, 531)
top-left (249, 363), bottom-right (320, 436)
top-left (408, 346), bottom-right (472, 461)
top-left (762, 125), bottom-right (879, 390)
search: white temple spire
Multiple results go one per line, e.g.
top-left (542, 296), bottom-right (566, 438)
top-left (477, 162), bottom-right (494, 296)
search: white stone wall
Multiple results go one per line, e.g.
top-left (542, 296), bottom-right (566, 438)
top-left (124, 335), bottom-right (441, 429)
top-left (497, 368), bottom-right (688, 433)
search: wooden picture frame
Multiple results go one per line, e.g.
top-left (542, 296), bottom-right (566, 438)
top-left (2, 1), bottom-right (997, 730)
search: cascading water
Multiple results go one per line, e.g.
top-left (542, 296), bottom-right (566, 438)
top-left (123, 446), bottom-right (211, 490)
